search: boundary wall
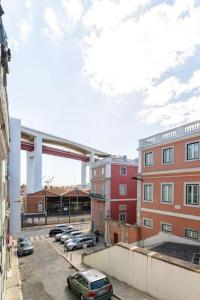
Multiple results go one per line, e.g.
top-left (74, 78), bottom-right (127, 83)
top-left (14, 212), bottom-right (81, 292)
top-left (83, 242), bottom-right (200, 300)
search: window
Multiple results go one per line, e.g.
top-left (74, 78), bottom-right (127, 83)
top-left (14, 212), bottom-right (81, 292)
top-left (77, 276), bottom-right (88, 288)
top-left (119, 212), bottom-right (127, 222)
top-left (119, 204), bottom-right (127, 210)
top-left (161, 223), bottom-right (172, 233)
top-left (119, 184), bottom-right (127, 195)
top-left (144, 152), bottom-right (153, 166)
top-left (99, 211), bottom-right (103, 224)
top-left (143, 219), bottom-right (153, 228)
top-left (186, 184), bottom-right (199, 205)
top-left (92, 184), bottom-right (96, 194)
top-left (144, 184), bottom-right (153, 201)
top-left (120, 166), bottom-right (127, 175)
top-left (185, 228), bottom-right (198, 240)
top-left (101, 184), bottom-right (105, 196)
top-left (163, 147), bottom-right (173, 164)
top-left (101, 167), bottom-right (105, 176)
top-left (161, 184), bottom-right (173, 203)
top-left (38, 201), bottom-right (43, 212)
top-left (187, 142), bottom-right (199, 160)
top-left (93, 169), bottom-right (96, 178)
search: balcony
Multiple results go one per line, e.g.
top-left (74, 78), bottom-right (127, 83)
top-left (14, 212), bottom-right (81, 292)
top-left (90, 193), bottom-right (106, 200)
top-left (139, 120), bottom-right (200, 149)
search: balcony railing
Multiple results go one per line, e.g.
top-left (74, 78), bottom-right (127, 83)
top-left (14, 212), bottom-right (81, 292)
top-left (90, 193), bottom-right (106, 200)
top-left (139, 120), bottom-right (200, 149)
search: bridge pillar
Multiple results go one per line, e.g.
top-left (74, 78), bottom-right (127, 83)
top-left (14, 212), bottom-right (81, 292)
top-left (81, 162), bottom-right (87, 187)
top-left (26, 135), bottom-right (42, 193)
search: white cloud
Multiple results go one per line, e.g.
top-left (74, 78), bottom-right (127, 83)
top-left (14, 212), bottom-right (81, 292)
top-left (9, 37), bottom-right (19, 52)
top-left (43, 7), bottom-right (64, 39)
top-left (62, 0), bottom-right (84, 29)
top-left (18, 19), bottom-right (32, 42)
top-left (139, 96), bottom-right (200, 126)
top-left (25, 0), bottom-right (32, 10)
top-left (82, 0), bottom-right (200, 96)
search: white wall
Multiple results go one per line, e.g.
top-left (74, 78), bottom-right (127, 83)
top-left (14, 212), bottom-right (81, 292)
top-left (84, 243), bottom-right (200, 300)
top-left (9, 118), bottom-right (21, 235)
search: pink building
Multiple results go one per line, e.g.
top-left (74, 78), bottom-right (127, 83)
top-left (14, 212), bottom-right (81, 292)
top-left (90, 156), bottom-right (138, 237)
top-left (137, 120), bottom-right (200, 246)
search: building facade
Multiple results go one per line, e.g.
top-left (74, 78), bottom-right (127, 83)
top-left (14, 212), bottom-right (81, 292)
top-left (90, 156), bottom-right (138, 238)
top-left (0, 4), bottom-right (10, 298)
top-left (137, 121), bottom-right (200, 246)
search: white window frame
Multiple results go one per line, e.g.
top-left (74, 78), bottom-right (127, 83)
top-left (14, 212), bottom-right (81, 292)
top-left (162, 146), bottom-right (174, 165)
top-left (119, 184), bottom-right (127, 196)
top-left (160, 222), bottom-right (173, 233)
top-left (120, 166), bottom-right (127, 176)
top-left (185, 228), bottom-right (199, 240)
top-left (143, 218), bottom-right (153, 228)
top-left (119, 204), bottom-right (127, 210)
top-left (93, 184), bottom-right (96, 194)
top-left (185, 141), bottom-right (200, 161)
top-left (101, 166), bottom-right (105, 176)
top-left (161, 183), bottom-right (174, 205)
top-left (184, 182), bottom-right (200, 207)
top-left (119, 212), bottom-right (127, 223)
top-left (144, 152), bottom-right (153, 167)
top-left (93, 169), bottom-right (96, 178)
top-left (143, 183), bottom-right (153, 202)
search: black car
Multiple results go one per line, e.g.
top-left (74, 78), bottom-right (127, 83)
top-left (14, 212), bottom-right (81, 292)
top-left (17, 241), bottom-right (34, 256)
top-left (49, 227), bottom-right (67, 237)
top-left (17, 236), bottom-right (30, 246)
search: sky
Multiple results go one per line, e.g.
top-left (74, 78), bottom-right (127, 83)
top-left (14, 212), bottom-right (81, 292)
top-left (2, 0), bottom-right (200, 186)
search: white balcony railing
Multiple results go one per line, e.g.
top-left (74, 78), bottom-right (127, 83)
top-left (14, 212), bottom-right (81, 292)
top-left (139, 120), bottom-right (200, 149)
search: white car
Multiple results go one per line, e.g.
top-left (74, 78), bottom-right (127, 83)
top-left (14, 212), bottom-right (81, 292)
top-left (60, 230), bottom-right (79, 243)
top-left (55, 232), bottom-right (66, 241)
top-left (66, 236), bottom-right (96, 251)
top-left (63, 232), bottom-right (84, 245)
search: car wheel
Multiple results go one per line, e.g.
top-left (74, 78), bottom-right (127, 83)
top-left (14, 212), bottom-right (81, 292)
top-left (89, 243), bottom-right (93, 247)
top-left (18, 251), bottom-right (22, 257)
top-left (67, 281), bottom-right (71, 289)
top-left (72, 246), bottom-right (77, 250)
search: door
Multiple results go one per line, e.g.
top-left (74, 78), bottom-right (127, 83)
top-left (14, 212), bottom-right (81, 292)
top-left (114, 232), bottom-right (118, 244)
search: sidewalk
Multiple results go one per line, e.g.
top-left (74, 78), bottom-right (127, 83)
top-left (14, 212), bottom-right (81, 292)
top-left (62, 238), bottom-right (156, 300)
top-left (6, 247), bottom-right (22, 300)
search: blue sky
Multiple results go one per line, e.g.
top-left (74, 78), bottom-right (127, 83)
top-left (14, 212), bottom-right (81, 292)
top-left (2, 0), bottom-right (200, 185)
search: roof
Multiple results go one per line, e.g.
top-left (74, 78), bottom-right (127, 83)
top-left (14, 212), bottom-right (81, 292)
top-left (21, 126), bottom-right (110, 157)
top-left (26, 187), bottom-right (90, 197)
top-left (151, 242), bottom-right (200, 264)
top-left (80, 269), bottom-right (106, 282)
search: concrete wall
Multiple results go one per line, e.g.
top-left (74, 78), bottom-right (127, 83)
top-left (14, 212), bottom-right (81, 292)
top-left (84, 243), bottom-right (200, 300)
top-left (9, 118), bottom-right (21, 235)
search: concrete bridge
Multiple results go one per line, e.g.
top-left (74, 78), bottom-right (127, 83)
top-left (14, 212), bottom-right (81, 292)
top-left (9, 117), bottom-right (110, 234)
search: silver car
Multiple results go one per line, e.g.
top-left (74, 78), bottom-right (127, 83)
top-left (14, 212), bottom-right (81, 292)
top-left (66, 236), bottom-right (96, 250)
top-left (67, 269), bottom-right (113, 300)
top-left (60, 230), bottom-right (79, 243)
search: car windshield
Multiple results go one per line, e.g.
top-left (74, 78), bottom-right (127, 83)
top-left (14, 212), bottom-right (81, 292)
top-left (91, 278), bottom-right (110, 290)
top-left (20, 242), bottom-right (31, 248)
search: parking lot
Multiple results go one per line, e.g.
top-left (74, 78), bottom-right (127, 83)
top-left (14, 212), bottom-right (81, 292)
top-left (19, 225), bottom-right (113, 300)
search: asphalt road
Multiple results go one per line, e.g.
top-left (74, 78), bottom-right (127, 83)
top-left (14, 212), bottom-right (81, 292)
top-left (19, 238), bottom-right (78, 300)
top-left (19, 225), bottom-right (115, 300)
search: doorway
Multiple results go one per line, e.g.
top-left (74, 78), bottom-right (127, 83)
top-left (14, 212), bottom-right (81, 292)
top-left (114, 232), bottom-right (118, 244)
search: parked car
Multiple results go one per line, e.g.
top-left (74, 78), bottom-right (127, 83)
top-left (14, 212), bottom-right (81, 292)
top-left (60, 230), bottom-right (79, 243)
top-left (64, 233), bottom-right (94, 246)
top-left (17, 241), bottom-right (34, 257)
top-left (54, 227), bottom-right (75, 241)
top-left (63, 231), bottom-right (84, 243)
top-left (17, 236), bottom-right (30, 246)
top-left (65, 236), bottom-right (96, 250)
top-left (49, 227), bottom-right (67, 237)
top-left (67, 269), bottom-right (113, 300)
top-left (56, 224), bottom-right (73, 229)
